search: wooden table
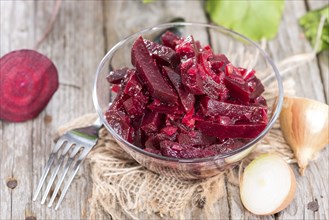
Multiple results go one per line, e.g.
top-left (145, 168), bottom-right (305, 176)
top-left (1, 1), bottom-right (328, 219)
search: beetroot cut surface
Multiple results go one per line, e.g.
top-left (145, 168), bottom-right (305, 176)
top-left (0, 49), bottom-right (59, 122)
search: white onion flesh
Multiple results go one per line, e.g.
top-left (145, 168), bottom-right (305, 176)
top-left (240, 154), bottom-right (296, 215)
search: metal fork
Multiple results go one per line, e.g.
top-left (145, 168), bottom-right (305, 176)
top-left (33, 118), bottom-right (102, 210)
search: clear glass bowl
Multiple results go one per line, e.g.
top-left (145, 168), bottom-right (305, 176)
top-left (93, 22), bottom-right (284, 180)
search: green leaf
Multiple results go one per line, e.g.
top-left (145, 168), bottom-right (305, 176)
top-left (143, 0), bottom-right (155, 3)
top-left (299, 5), bottom-right (329, 53)
top-left (205, 0), bottom-right (285, 41)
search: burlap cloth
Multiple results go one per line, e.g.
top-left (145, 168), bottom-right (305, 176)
top-left (56, 79), bottom-right (297, 219)
top-left (56, 39), bottom-right (309, 219)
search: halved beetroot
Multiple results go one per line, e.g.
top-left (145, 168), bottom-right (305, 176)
top-left (0, 49), bottom-right (59, 122)
top-left (131, 36), bottom-right (178, 103)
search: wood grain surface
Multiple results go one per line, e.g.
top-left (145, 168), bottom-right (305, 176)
top-left (1, 0), bottom-right (328, 219)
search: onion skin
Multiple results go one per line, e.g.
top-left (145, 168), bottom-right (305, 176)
top-left (240, 154), bottom-right (296, 215)
top-left (279, 96), bottom-right (329, 175)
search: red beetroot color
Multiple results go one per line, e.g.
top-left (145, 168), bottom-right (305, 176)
top-left (105, 31), bottom-right (268, 159)
top-left (0, 49), bottom-right (59, 122)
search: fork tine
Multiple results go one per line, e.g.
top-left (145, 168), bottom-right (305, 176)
top-left (48, 144), bottom-right (83, 208)
top-left (41, 141), bottom-right (73, 204)
top-left (33, 138), bottom-right (66, 201)
top-left (33, 153), bottom-right (55, 201)
top-left (54, 147), bottom-right (92, 210)
top-left (41, 154), bottom-right (65, 204)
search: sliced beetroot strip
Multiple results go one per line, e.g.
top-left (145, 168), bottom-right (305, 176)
top-left (195, 120), bottom-right (267, 139)
top-left (144, 39), bottom-right (180, 68)
top-left (140, 110), bottom-right (163, 134)
top-left (177, 130), bottom-right (216, 147)
top-left (160, 31), bottom-right (180, 49)
top-left (224, 74), bottom-right (250, 102)
top-left (131, 36), bottom-right (178, 104)
top-left (0, 49), bottom-right (59, 122)
top-left (180, 60), bottom-right (204, 95)
top-left (107, 67), bottom-right (129, 84)
top-left (148, 99), bottom-right (184, 115)
top-left (200, 97), bottom-right (268, 123)
top-left (248, 77), bottom-right (265, 99)
top-left (163, 66), bottom-right (195, 112)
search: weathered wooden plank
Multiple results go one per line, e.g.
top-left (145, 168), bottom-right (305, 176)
top-left (265, 1), bottom-right (328, 219)
top-left (0, 1), bottom-right (104, 219)
top-left (1, 0), bottom-right (327, 219)
top-left (0, 1), bottom-right (37, 219)
top-left (31, 1), bottom-right (104, 219)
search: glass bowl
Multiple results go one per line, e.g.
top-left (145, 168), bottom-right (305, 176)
top-left (93, 22), bottom-right (283, 180)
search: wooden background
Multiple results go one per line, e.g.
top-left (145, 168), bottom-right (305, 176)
top-left (1, 0), bottom-right (328, 219)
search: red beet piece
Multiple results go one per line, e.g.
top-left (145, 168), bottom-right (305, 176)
top-left (160, 140), bottom-right (216, 159)
top-left (145, 135), bottom-right (160, 149)
top-left (177, 130), bottom-right (216, 147)
top-left (208, 138), bottom-right (246, 154)
top-left (252, 96), bottom-right (267, 106)
top-left (140, 110), bottom-right (164, 134)
top-left (122, 70), bottom-right (142, 96)
top-left (195, 119), bottom-right (267, 139)
top-left (198, 48), bottom-right (218, 79)
top-left (179, 147), bottom-right (217, 159)
top-left (180, 59), bottom-right (204, 95)
top-left (161, 125), bottom-right (178, 136)
top-left (200, 97), bottom-right (268, 123)
top-left (0, 49), bottom-right (59, 122)
top-left (105, 98), bottom-right (132, 141)
top-left (175, 35), bottom-right (199, 60)
top-left (155, 125), bottom-right (178, 143)
top-left (163, 66), bottom-right (195, 112)
top-left (148, 99), bottom-right (184, 115)
top-left (131, 36), bottom-right (178, 103)
top-left (111, 85), bottom-right (121, 93)
top-left (132, 128), bottom-right (143, 147)
top-left (164, 114), bottom-right (178, 125)
top-left (224, 72), bottom-right (264, 103)
top-left (224, 74), bottom-right (251, 102)
top-left (123, 92), bottom-right (148, 116)
top-left (161, 31), bottom-right (180, 49)
top-left (209, 54), bottom-right (229, 73)
top-left (181, 108), bottom-right (195, 128)
top-left (107, 67), bottom-right (129, 84)
top-left (242, 69), bottom-right (256, 81)
top-left (202, 74), bottom-right (229, 100)
top-left (247, 76), bottom-right (265, 99)
top-left (144, 39), bottom-right (180, 68)
top-left (160, 140), bottom-right (181, 158)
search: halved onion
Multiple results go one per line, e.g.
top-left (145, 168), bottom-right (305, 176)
top-left (240, 154), bottom-right (296, 215)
